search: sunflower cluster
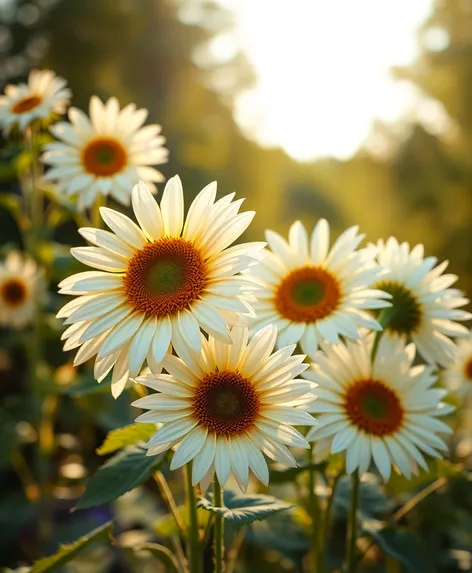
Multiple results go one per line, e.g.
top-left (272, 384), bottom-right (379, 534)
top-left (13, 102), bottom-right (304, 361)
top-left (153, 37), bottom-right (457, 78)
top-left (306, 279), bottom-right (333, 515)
top-left (1, 68), bottom-right (471, 496)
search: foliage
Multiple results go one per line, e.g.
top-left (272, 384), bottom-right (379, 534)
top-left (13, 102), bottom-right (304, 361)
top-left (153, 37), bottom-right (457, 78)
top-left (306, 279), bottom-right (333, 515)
top-left (198, 490), bottom-right (294, 526)
top-left (76, 445), bottom-right (166, 509)
top-left (30, 521), bottom-right (113, 573)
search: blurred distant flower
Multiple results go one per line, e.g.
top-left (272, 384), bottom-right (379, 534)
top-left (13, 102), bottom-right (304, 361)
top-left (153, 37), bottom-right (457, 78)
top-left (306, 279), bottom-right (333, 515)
top-left (57, 177), bottom-right (262, 397)
top-left (443, 330), bottom-right (472, 397)
top-left (0, 69), bottom-right (70, 133)
top-left (375, 237), bottom-right (472, 367)
top-left (305, 335), bottom-right (453, 481)
top-left (42, 96), bottom-right (169, 210)
top-left (245, 220), bottom-right (390, 359)
top-left (132, 325), bottom-right (316, 491)
top-left (0, 251), bottom-right (44, 329)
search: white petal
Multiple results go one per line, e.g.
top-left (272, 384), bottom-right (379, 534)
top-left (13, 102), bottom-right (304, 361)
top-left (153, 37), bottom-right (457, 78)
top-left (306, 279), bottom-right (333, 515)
top-left (99, 207), bottom-right (147, 249)
top-left (171, 426), bottom-right (208, 470)
top-left (191, 300), bottom-right (231, 343)
top-left (278, 322), bottom-right (306, 347)
top-left (111, 348), bottom-right (130, 398)
top-left (178, 310), bottom-right (202, 352)
top-left (147, 417), bottom-right (197, 447)
top-left (79, 305), bottom-right (132, 342)
top-left (240, 324), bottom-right (278, 378)
top-left (71, 247), bottom-right (128, 272)
top-left (151, 316), bottom-right (172, 365)
top-left (192, 432), bottom-right (217, 485)
top-left (98, 312), bottom-right (145, 357)
top-left (131, 181), bottom-right (164, 241)
top-left (128, 317), bottom-right (157, 377)
top-left (310, 219), bottom-right (330, 264)
top-left (215, 437), bottom-right (231, 485)
top-left (161, 175), bottom-right (184, 236)
top-left (78, 227), bottom-right (135, 258)
top-left (228, 438), bottom-right (249, 490)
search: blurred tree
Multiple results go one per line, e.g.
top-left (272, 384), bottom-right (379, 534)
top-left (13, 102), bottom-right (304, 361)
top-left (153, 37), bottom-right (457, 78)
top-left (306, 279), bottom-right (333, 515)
top-left (387, 0), bottom-right (472, 295)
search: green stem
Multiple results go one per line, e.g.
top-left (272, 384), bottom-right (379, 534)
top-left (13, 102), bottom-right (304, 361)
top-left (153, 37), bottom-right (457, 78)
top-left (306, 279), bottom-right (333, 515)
top-left (346, 471), bottom-right (360, 573)
top-left (319, 472), bottom-right (342, 572)
top-left (307, 449), bottom-right (320, 572)
top-left (24, 124), bottom-right (50, 548)
top-left (91, 193), bottom-right (106, 228)
top-left (371, 306), bottom-right (397, 365)
top-left (154, 471), bottom-right (186, 536)
top-left (185, 464), bottom-right (202, 573)
top-left (25, 124), bottom-right (43, 250)
top-left (213, 478), bottom-right (224, 573)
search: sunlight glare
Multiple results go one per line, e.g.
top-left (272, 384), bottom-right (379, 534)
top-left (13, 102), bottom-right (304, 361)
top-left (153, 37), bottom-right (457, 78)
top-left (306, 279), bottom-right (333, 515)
top-left (219, 0), bottom-right (433, 161)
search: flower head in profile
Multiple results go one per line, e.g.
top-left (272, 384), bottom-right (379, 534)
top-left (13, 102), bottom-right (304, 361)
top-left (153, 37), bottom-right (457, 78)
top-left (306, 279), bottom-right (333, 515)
top-left (443, 330), bottom-right (472, 397)
top-left (305, 335), bottom-right (453, 481)
top-left (132, 325), bottom-right (317, 491)
top-left (0, 69), bottom-right (70, 133)
top-left (0, 252), bottom-right (44, 329)
top-left (42, 96), bottom-right (168, 210)
top-left (58, 177), bottom-right (263, 397)
top-left (245, 219), bottom-right (390, 359)
top-left (374, 237), bottom-right (471, 366)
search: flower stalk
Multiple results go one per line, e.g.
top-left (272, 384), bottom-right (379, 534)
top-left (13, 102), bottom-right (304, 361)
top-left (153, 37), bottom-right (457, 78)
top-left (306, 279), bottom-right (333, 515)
top-left (346, 470), bottom-right (360, 573)
top-left (307, 448), bottom-right (320, 572)
top-left (213, 477), bottom-right (224, 573)
top-left (185, 464), bottom-right (202, 573)
top-left (24, 123), bottom-right (51, 546)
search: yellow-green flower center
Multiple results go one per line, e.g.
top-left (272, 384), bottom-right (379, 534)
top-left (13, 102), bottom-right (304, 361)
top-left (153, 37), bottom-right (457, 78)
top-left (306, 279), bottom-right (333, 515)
top-left (145, 259), bottom-right (186, 295)
top-left (375, 280), bottom-right (422, 334)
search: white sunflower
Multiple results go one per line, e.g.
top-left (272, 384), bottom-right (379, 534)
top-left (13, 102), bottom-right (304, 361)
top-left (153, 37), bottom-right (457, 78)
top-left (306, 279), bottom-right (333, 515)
top-left (0, 69), bottom-right (70, 133)
top-left (132, 324), bottom-right (317, 491)
top-left (443, 330), bottom-right (472, 397)
top-left (0, 252), bottom-right (44, 329)
top-left (374, 237), bottom-right (471, 367)
top-left (305, 335), bottom-right (453, 481)
top-left (58, 177), bottom-right (263, 397)
top-left (245, 219), bottom-right (391, 359)
top-left (42, 96), bottom-right (168, 210)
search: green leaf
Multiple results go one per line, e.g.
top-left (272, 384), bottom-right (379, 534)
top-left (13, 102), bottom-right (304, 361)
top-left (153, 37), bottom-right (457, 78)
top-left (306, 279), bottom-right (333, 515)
top-left (363, 522), bottom-right (436, 573)
top-left (198, 490), bottom-right (293, 526)
top-left (75, 444), bottom-right (166, 509)
top-left (138, 543), bottom-right (179, 573)
top-left (97, 423), bottom-right (157, 455)
top-left (30, 520), bottom-right (113, 572)
top-left (269, 461), bottom-right (327, 484)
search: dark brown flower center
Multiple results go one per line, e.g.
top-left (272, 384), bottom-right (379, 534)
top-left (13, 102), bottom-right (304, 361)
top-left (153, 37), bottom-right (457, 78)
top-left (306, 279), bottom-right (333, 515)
top-left (192, 370), bottom-right (260, 436)
top-left (464, 358), bottom-right (472, 380)
top-left (275, 266), bottom-right (341, 322)
top-left (344, 378), bottom-right (404, 436)
top-left (123, 237), bottom-right (207, 318)
top-left (82, 137), bottom-right (127, 176)
top-left (1, 278), bottom-right (27, 307)
top-left (12, 95), bottom-right (42, 114)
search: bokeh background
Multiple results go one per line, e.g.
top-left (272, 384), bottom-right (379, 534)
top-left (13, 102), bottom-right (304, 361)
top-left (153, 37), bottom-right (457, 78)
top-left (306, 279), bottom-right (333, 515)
top-left (1, 0), bottom-right (472, 571)
top-left (2, 0), bottom-right (472, 288)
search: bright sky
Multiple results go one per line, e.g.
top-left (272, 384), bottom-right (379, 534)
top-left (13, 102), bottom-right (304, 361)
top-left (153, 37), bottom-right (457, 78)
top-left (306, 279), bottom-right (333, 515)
top-left (218, 0), bottom-right (434, 161)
